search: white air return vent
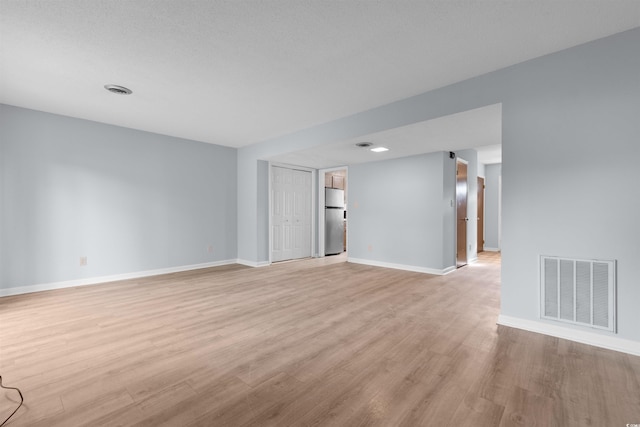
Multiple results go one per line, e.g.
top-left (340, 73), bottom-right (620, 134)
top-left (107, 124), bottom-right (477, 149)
top-left (540, 256), bottom-right (616, 332)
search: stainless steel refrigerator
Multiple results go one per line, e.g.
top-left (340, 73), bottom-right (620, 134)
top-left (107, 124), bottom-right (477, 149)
top-left (325, 188), bottom-right (344, 255)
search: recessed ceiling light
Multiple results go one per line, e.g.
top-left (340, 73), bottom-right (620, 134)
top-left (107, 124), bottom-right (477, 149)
top-left (370, 147), bottom-right (389, 153)
top-left (104, 84), bottom-right (132, 95)
top-left (355, 142), bottom-right (373, 148)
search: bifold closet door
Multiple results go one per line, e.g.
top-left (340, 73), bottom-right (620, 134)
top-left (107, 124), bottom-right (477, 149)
top-left (271, 167), bottom-right (311, 262)
top-left (292, 169), bottom-right (311, 259)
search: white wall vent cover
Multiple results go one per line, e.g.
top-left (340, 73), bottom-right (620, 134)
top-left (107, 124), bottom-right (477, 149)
top-left (540, 256), bottom-right (616, 332)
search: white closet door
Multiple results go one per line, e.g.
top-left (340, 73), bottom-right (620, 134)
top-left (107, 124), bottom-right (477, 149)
top-left (292, 169), bottom-right (311, 259)
top-left (271, 167), bottom-right (311, 262)
top-left (271, 167), bottom-right (293, 262)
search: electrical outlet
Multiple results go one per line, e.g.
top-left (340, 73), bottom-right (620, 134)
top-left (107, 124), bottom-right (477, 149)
top-left (207, 245), bottom-right (213, 253)
top-left (79, 256), bottom-right (87, 266)
top-left (367, 244), bottom-right (373, 252)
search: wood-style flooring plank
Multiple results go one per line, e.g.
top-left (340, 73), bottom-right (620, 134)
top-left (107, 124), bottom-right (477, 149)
top-left (1, 252), bottom-right (639, 426)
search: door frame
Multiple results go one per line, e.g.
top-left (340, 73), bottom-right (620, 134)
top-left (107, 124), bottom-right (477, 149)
top-left (268, 162), bottom-right (316, 264)
top-left (455, 158), bottom-right (469, 268)
top-left (318, 166), bottom-right (348, 258)
top-left (498, 174), bottom-right (502, 250)
top-left (477, 176), bottom-right (485, 253)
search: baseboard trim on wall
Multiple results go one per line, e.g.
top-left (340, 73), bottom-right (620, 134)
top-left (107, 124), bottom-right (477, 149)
top-left (347, 257), bottom-right (454, 276)
top-left (441, 265), bottom-right (457, 275)
top-left (483, 247), bottom-right (500, 252)
top-left (497, 315), bottom-right (640, 357)
top-left (236, 259), bottom-right (271, 268)
top-left (0, 259), bottom-right (238, 297)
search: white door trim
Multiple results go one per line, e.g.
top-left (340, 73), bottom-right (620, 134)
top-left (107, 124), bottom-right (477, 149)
top-left (498, 174), bottom-right (502, 250)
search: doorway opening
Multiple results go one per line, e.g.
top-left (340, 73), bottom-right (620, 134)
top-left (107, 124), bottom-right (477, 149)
top-left (456, 159), bottom-right (468, 268)
top-left (477, 176), bottom-right (485, 253)
top-left (320, 168), bottom-right (347, 257)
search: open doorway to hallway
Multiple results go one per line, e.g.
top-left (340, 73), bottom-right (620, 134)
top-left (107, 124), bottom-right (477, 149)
top-left (320, 168), bottom-right (347, 257)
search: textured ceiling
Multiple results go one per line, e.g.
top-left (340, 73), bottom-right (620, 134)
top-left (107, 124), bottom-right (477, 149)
top-left (1, 1), bottom-right (639, 148)
top-left (269, 103), bottom-right (502, 169)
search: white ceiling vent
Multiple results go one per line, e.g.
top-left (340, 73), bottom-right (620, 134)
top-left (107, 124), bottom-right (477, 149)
top-left (540, 256), bottom-right (616, 332)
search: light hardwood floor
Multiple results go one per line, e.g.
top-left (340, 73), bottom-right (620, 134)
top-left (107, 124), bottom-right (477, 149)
top-left (1, 252), bottom-right (639, 426)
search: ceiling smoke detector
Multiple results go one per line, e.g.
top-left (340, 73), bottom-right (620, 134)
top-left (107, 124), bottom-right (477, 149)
top-left (104, 84), bottom-right (132, 95)
top-left (355, 142), bottom-right (373, 148)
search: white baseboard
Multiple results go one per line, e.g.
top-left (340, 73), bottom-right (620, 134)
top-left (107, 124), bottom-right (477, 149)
top-left (441, 265), bottom-right (456, 275)
top-left (0, 259), bottom-right (238, 298)
top-left (347, 257), bottom-right (455, 276)
top-left (236, 259), bottom-right (270, 268)
top-left (497, 315), bottom-right (640, 357)
top-left (483, 247), bottom-right (500, 252)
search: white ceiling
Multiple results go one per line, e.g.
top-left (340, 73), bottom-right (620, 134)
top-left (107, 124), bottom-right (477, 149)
top-left (1, 1), bottom-right (639, 151)
top-left (269, 103), bottom-right (503, 169)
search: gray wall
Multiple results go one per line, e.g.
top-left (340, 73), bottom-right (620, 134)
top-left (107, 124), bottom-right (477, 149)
top-left (477, 162), bottom-right (486, 179)
top-left (0, 105), bottom-right (237, 289)
top-left (257, 160), bottom-right (270, 263)
top-left (500, 29), bottom-right (640, 341)
top-left (348, 152), bottom-right (454, 271)
top-left (484, 164), bottom-right (501, 250)
top-left (237, 28), bottom-right (640, 343)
